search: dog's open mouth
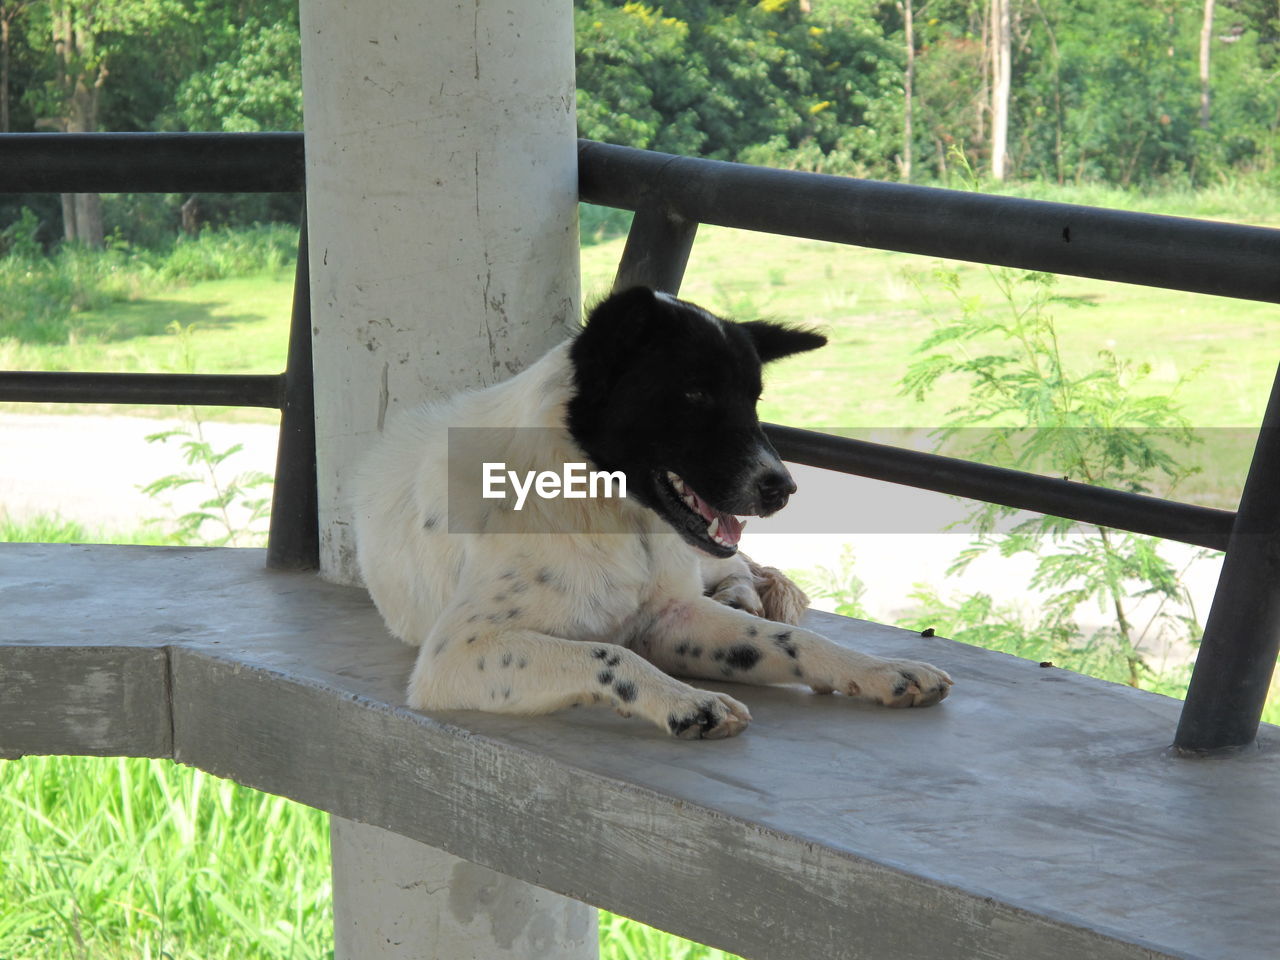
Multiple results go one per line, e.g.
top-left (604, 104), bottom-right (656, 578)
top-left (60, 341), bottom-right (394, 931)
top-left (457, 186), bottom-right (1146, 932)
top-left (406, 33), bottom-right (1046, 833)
top-left (657, 470), bottom-right (746, 556)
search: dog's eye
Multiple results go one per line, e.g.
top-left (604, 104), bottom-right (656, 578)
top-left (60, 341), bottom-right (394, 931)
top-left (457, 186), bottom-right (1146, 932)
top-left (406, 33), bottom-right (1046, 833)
top-left (683, 388), bottom-right (711, 406)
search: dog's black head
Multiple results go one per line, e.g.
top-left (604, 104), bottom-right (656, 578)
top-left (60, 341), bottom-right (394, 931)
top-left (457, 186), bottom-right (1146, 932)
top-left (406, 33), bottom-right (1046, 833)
top-left (566, 286), bottom-right (826, 557)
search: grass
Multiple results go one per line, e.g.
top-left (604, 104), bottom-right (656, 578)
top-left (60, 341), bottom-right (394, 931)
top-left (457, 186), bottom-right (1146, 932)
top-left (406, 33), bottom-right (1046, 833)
top-left (0, 757), bottom-right (332, 960)
top-left (0, 755), bottom-right (741, 960)
top-left (4, 184), bottom-right (1278, 958)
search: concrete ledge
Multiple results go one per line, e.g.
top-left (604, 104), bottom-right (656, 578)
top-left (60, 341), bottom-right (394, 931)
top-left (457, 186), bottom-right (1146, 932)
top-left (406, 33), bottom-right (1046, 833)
top-left (2, 544), bottom-right (1277, 960)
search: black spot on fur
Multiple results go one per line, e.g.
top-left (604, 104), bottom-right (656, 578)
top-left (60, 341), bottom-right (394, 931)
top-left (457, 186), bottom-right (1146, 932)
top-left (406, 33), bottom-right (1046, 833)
top-left (506, 608), bottom-right (520, 620)
top-left (598, 670), bottom-right (615, 685)
top-left (467, 613), bottom-right (481, 623)
top-left (494, 593), bottom-right (508, 603)
top-left (466, 635), bottom-right (478, 644)
top-left (423, 515), bottom-right (439, 530)
top-left (675, 643), bottom-right (689, 656)
top-left (614, 680), bottom-right (638, 703)
top-left (591, 648), bottom-right (610, 660)
top-left (725, 644), bottom-right (761, 671)
top-left (667, 699), bottom-right (719, 737)
top-left (711, 650), bottom-right (725, 662)
top-left (606, 653), bottom-right (621, 667)
top-left (502, 687), bottom-right (512, 700)
top-left (536, 568), bottom-right (554, 584)
top-left (510, 581), bottom-right (528, 594)
top-left (501, 652), bottom-right (513, 668)
top-left (477, 657), bottom-right (485, 671)
top-left (517, 657), bottom-right (528, 669)
top-left (689, 645), bottom-right (703, 659)
top-left (772, 631), bottom-right (797, 658)
top-left (746, 626), bottom-right (758, 637)
top-left (792, 665), bottom-right (805, 678)
top-left (500, 570), bottom-right (517, 581)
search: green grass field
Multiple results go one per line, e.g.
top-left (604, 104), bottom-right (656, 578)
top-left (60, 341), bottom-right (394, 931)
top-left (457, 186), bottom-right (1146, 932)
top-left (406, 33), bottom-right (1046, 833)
top-left (2, 188), bottom-right (1277, 959)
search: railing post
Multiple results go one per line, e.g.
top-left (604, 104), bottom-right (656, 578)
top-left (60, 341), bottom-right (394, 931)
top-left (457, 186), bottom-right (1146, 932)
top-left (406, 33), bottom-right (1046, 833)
top-left (1175, 364), bottom-right (1280, 753)
top-left (611, 205), bottom-right (697, 295)
top-left (266, 216), bottom-right (319, 570)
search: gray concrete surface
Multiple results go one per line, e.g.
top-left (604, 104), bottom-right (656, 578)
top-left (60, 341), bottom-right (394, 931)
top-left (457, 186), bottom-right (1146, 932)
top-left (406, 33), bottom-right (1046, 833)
top-left (3, 544), bottom-right (1276, 960)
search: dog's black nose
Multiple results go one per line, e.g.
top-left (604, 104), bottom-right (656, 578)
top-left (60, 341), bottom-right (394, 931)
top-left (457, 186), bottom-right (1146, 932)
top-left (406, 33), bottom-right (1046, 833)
top-left (757, 468), bottom-right (797, 514)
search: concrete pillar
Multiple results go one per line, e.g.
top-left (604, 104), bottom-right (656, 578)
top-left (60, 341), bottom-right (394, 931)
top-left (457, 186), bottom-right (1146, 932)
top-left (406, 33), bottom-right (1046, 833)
top-left (301, 0), bottom-right (581, 586)
top-left (331, 818), bottom-right (599, 960)
top-left (299, 1), bottom-right (588, 955)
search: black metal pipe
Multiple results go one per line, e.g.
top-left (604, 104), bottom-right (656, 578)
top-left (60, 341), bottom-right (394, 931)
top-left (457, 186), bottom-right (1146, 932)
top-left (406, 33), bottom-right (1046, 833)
top-left (267, 219), bottom-right (320, 571)
top-left (0, 371), bottom-right (285, 408)
top-left (612, 205), bottom-right (698, 295)
top-left (764, 423), bottom-right (1236, 552)
top-left (1175, 366), bottom-right (1280, 752)
top-left (579, 140), bottom-right (1280, 305)
top-left (0, 132), bottom-right (305, 194)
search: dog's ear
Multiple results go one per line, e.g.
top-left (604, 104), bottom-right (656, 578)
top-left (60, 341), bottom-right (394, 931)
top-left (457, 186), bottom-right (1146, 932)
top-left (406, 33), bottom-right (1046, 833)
top-left (740, 320), bottom-right (827, 363)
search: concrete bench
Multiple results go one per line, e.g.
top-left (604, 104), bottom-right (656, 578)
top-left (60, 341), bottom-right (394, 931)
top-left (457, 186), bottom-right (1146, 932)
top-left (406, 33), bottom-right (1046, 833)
top-left (4, 542), bottom-right (1277, 960)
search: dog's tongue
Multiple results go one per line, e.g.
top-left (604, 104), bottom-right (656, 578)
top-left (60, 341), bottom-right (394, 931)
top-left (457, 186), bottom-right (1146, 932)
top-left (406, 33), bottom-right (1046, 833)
top-left (684, 485), bottom-right (744, 546)
top-left (715, 512), bottom-right (744, 545)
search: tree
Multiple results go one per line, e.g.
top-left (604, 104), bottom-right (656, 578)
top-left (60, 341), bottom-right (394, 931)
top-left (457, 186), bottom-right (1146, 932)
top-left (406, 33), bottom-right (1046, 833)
top-left (988, 0), bottom-right (1011, 179)
top-left (168, 10), bottom-right (302, 133)
top-left (0, 0), bottom-right (30, 131)
top-left (574, 0), bottom-right (900, 175)
top-left (897, 0), bottom-right (917, 180)
top-left (23, 0), bottom-right (184, 247)
top-left (1201, 0), bottom-right (1216, 129)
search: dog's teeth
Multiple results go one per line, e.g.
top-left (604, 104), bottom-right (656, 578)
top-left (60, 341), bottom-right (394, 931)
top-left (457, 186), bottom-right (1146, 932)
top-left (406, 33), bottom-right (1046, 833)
top-left (667, 471), bottom-right (685, 493)
top-left (707, 517), bottom-right (720, 538)
top-left (683, 494), bottom-right (697, 511)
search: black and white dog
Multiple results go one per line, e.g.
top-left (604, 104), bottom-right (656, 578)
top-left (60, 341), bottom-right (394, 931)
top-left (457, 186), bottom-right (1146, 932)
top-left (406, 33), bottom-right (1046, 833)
top-left (354, 287), bottom-right (951, 739)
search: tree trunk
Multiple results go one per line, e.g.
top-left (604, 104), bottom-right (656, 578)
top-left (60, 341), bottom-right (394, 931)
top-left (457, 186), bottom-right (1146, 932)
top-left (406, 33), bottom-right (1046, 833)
top-left (989, 0), bottom-right (1012, 181)
top-left (1, 12), bottom-right (10, 133)
top-left (900, 0), bottom-right (915, 182)
top-left (54, 2), bottom-right (105, 249)
top-left (1199, 0), bottom-right (1215, 130)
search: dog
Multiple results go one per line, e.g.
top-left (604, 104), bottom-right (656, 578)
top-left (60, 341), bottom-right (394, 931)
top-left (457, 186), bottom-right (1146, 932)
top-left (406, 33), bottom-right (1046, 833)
top-left (353, 287), bottom-right (952, 739)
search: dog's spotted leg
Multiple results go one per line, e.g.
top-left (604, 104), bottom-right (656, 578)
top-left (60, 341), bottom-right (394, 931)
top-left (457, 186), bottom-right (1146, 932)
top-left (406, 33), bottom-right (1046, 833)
top-left (637, 598), bottom-right (953, 708)
top-left (408, 617), bottom-right (751, 739)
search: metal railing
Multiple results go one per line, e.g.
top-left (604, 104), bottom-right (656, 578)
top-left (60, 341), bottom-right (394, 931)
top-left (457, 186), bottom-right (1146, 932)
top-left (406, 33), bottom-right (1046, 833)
top-left (1, 132), bottom-right (1276, 752)
top-left (0, 133), bottom-right (316, 570)
top-left (578, 139), bottom-right (1280, 755)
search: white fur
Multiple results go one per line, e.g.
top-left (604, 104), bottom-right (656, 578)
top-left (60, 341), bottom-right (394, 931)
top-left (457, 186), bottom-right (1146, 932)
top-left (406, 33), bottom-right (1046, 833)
top-left (354, 341), bottom-right (952, 739)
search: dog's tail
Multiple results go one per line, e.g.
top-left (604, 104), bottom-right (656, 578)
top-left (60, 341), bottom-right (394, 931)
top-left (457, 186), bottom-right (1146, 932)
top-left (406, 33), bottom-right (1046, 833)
top-left (746, 558), bottom-right (810, 626)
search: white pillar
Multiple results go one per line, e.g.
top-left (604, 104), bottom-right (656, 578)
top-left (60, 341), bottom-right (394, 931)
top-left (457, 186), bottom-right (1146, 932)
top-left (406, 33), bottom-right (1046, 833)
top-left (301, 0), bottom-right (581, 586)
top-left (299, 2), bottom-right (589, 955)
top-left (331, 818), bottom-right (598, 960)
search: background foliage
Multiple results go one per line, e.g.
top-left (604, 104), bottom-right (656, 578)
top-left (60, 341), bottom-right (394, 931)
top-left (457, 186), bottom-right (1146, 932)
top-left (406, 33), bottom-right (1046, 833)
top-left (3, 0), bottom-right (1279, 245)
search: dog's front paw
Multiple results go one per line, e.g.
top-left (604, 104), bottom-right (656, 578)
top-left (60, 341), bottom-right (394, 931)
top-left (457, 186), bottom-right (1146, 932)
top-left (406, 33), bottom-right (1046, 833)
top-left (841, 658), bottom-right (953, 708)
top-left (666, 689), bottom-right (752, 740)
top-left (709, 581), bottom-right (765, 617)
